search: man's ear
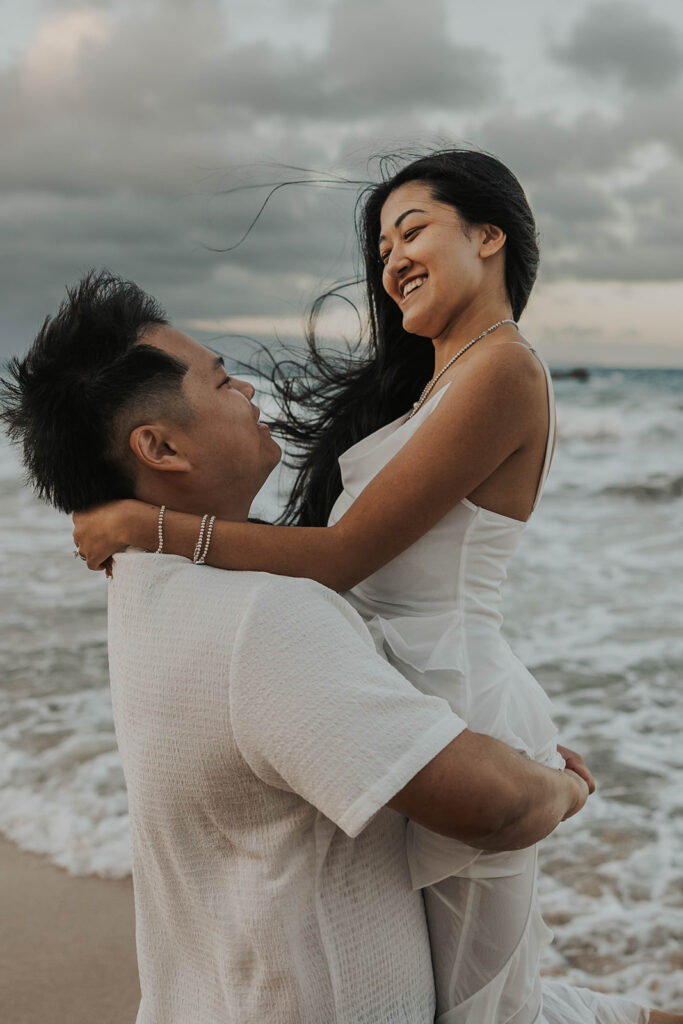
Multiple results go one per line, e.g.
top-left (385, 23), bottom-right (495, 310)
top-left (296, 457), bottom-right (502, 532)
top-left (129, 424), bottom-right (192, 473)
top-left (479, 224), bottom-right (506, 259)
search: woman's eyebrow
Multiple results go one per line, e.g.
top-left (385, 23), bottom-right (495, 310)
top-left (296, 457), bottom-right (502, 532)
top-left (378, 208), bottom-right (427, 244)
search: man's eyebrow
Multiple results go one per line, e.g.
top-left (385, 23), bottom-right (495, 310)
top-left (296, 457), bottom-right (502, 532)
top-left (213, 355), bottom-right (225, 370)
top-left (378, 208), bottom-right (427, 244)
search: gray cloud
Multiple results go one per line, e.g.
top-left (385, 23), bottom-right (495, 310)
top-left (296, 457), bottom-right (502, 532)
top-left (201, 0), bottom-right (499, 120)
top-left (553, 1), bottom-right (683, 90)
top-left (0, 0), bottom-right (504, 357)
top-left (2, 0), bottom-right (683, 362)
top-left (470, 108), bottom-right (630, 182)
top-left (0, 0), bottom-right (498, 195)
top-left (544, 155), bottom-right (683, 281)
top-left (470, 85), bottom-right (683, 284)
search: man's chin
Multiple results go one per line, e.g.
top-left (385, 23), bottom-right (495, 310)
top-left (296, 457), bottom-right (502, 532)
top-left (262, 446), bottom-right (283, 480)
top-left (269, 440), bottom-right (282, 466)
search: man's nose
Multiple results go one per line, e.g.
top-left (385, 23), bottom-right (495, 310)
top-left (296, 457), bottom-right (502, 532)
top-left (234, 378), bottom-right (255, 400)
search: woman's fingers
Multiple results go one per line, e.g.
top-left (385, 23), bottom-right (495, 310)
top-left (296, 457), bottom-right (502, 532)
top-left (72, 503), bottom-right (124, 570)
top-left (557, 744), bottom-right (596, 794)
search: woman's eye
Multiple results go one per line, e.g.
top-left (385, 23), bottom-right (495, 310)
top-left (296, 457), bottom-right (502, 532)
top-left (379, 225), bottom-right (422, 265)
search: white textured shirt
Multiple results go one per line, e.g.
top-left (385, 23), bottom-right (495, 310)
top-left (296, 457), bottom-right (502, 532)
top-left (107, 551), bottom-right (466, 1023)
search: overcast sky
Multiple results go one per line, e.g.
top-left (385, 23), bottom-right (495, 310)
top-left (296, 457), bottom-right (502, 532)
top-left (2, 0), bottom-right (683, 366)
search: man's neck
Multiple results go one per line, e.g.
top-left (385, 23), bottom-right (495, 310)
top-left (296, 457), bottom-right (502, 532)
top-left (136, 482), bottom-right (254, 523)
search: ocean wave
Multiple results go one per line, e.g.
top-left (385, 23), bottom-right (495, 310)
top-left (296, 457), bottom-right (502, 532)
top-left (0, 689), bottom-right (130, 878)
top-left (600, 474), bottom-right (683, 502)
top-left (557, 406), bottom-right (682, 444)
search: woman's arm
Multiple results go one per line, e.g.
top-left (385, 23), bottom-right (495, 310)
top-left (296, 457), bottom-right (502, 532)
top-left (74, 345), bottom-right (543, 588)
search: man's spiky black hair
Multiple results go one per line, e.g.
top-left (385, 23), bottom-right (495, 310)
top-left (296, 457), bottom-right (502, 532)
top-left (0, 270), bottom-right (188, 512)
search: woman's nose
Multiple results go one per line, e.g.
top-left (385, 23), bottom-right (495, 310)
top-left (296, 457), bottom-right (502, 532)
top-left (385, 250), bottom-right (410, 279)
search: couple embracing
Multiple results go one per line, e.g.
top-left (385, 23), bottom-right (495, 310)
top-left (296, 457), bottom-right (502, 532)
top-left (3, 150), bottom-right (671, 1022)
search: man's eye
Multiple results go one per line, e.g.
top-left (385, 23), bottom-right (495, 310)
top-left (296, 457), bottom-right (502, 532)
top-left (220, 376), bottom-right (231, 388)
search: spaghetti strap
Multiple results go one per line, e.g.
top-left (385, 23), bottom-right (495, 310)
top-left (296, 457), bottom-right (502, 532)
top-left (530, 350), bottom-right (556, 511)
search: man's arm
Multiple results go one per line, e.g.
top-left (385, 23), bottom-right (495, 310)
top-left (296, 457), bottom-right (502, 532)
top-left (231, 577), bottom-right (588, 844)
top-left (389, 729), bottom-right (589, 852)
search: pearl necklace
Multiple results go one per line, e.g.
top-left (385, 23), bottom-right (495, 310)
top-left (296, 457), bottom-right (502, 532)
top-left (407, 318), bottom-right (517, 419)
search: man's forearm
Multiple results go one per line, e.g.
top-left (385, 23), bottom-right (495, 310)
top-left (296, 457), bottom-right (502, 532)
top-left (389, 729), bottom-right (588, 850)
top-left (466, 750), bottom-right (584, 852)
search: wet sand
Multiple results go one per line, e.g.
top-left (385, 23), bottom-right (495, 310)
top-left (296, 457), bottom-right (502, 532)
top-left (0, 837), bottom-right (139, 1024)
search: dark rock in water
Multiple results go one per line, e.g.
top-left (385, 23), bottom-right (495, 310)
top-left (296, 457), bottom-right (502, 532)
top-left (551, 367), bottom-right (590, 382)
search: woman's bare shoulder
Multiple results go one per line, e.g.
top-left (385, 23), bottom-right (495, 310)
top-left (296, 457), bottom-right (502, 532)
top-left (416, 340), bottom-right (548, 457)
top-left (472, 336), bottom-right (545, 376)
top-left (438, 337), bottom-right (545, 408)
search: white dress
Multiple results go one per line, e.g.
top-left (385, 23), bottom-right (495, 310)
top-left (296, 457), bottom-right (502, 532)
top-left (328, 354), bottom-right (648, 1024)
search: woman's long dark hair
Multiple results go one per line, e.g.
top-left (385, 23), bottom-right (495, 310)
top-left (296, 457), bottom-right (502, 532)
top-left (261, 148), bottom-right (540, 527)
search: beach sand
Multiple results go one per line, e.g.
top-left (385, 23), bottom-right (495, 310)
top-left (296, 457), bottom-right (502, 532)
top-left (0, 836), bottom-right (140, 1024)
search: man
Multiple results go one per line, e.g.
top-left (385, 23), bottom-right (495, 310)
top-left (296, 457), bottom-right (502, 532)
top-left (1, 272), bottom-right (590, 1023)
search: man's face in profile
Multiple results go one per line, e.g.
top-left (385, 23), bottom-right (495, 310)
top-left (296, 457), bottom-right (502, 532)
top-left (140, 325), bottom-right (281, 502)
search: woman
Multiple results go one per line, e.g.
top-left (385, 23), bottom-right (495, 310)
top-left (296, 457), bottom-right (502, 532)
top-left (74, 151), bottom-right (673, 1023)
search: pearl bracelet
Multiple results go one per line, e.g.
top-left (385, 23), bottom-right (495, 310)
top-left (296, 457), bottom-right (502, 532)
top-left (155, 505), bottom-right (166, 554)
top-left (195, 515), bottom-right (216, 565)
top-left (157, 507), bottom-right (216, 564)
top-left (192, 514), bottom-right (209, 563)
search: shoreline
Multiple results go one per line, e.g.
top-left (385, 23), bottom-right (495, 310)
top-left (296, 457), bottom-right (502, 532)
top-left (0, 836), bottom-right (140, 1024)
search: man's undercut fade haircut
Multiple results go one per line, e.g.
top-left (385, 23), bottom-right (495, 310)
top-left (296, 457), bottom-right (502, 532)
top-left (0, 270), bottom-right (189, 513)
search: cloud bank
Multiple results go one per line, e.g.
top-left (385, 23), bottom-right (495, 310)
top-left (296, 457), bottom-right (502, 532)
top-left (1, 0), bottom-right (682, 363)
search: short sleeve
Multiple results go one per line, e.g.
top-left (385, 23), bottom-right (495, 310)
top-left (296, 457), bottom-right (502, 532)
top-left (229, 576), bottom-right (466, 837)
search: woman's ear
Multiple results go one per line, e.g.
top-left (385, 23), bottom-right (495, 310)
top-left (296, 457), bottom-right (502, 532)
top-left (480, 224), bottom-right (507, 259)
top-left (129, 425), bottom-right (192, 473)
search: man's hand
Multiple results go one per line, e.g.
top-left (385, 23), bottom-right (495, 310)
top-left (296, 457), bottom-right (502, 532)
top-left (557, 744), bottom-right (596, 795)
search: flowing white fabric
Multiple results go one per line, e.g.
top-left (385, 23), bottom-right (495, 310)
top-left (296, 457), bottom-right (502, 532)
top-left (329, 352), bottom-right (648, 1024)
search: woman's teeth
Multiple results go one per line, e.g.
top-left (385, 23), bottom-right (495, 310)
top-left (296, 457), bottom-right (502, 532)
top-left (402, 277), bottom-right (425, 300)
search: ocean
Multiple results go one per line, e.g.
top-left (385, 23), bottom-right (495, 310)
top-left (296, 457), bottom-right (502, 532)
top-left (0, 366), bottom-right (681, 1007)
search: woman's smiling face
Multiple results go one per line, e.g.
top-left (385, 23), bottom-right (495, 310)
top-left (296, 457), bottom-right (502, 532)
top-left (379, 182), bottom-right (493, 340)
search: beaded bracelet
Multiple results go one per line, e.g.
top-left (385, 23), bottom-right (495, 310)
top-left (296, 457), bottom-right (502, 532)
top-left (196, 515), bottom-right (216, 565)
top-left (192, 514), bottom-right (209, 563)
top-left (154, 505), bottom-right (166, 554)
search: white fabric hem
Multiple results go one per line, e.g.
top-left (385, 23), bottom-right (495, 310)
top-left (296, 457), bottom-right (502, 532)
top-left (338, 716), bottom-right (467, 838)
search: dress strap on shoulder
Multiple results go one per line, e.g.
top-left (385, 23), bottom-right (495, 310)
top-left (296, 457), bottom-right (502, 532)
top-left (529, 350), bottom-right (556, 511)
